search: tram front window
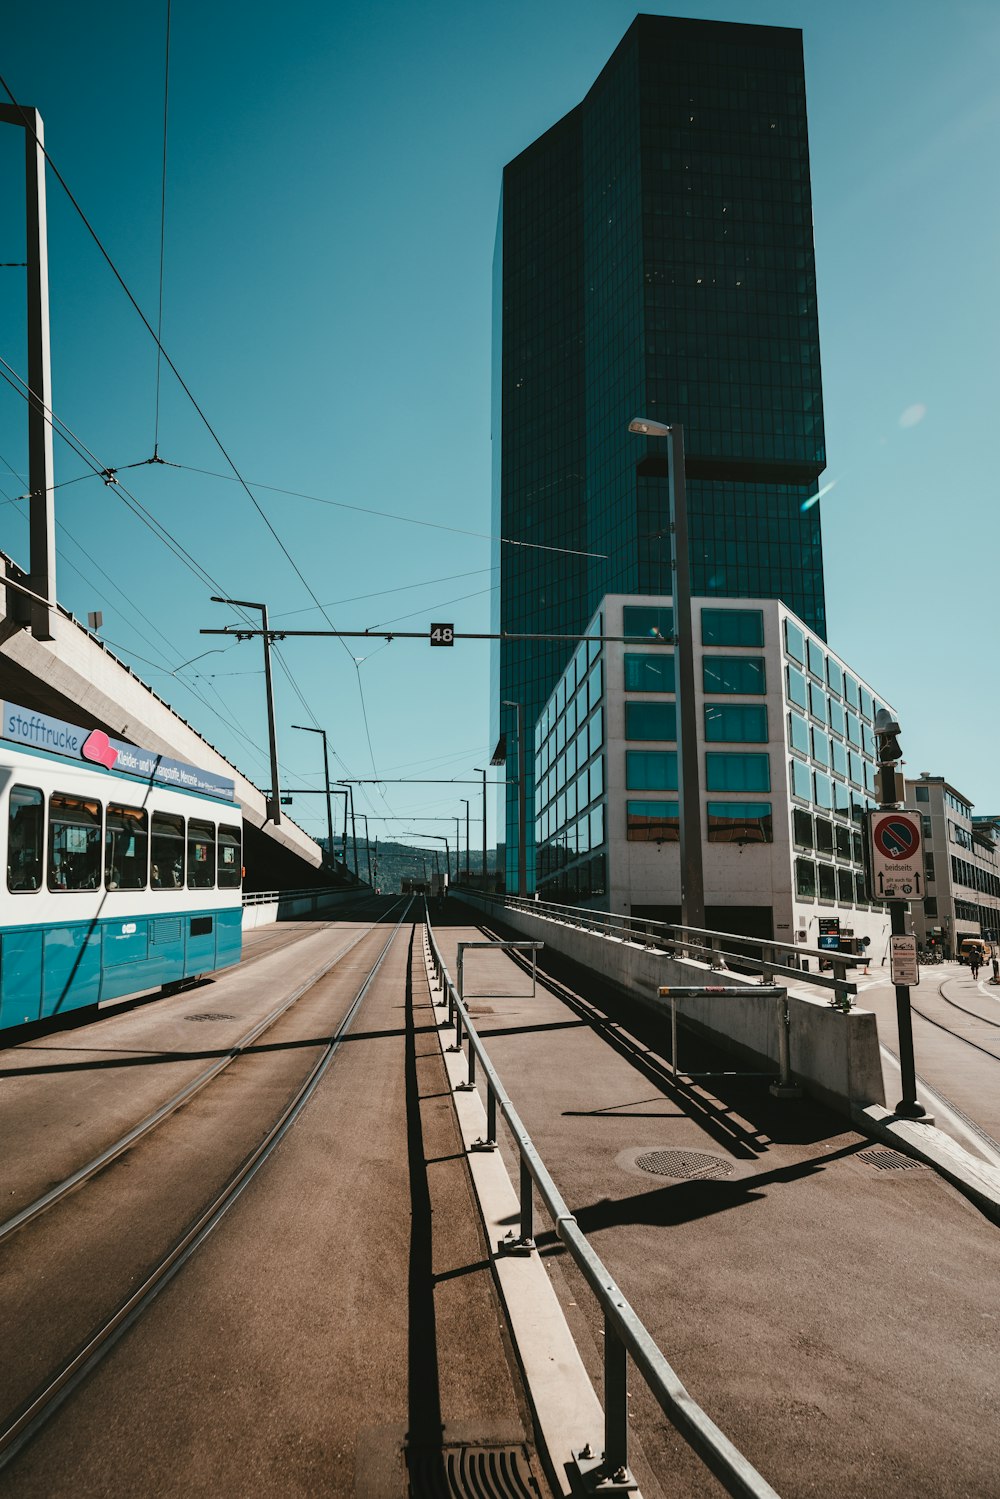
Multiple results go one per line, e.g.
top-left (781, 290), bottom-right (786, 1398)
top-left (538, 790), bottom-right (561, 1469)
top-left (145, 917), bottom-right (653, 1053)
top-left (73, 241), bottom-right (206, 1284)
top-left (151, 812), bottom-right (185, 889)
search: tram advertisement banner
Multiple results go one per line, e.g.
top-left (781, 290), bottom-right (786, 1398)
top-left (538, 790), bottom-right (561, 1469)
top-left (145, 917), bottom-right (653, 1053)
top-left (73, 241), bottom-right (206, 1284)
top-left (0, 701), bottom-right (236, 802)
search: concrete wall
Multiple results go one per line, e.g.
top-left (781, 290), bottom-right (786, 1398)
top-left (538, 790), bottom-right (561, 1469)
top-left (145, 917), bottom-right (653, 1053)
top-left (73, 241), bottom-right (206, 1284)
top-left (242, 887), bottom-right (370, 930)
top-left (457, 893), bottom-right (886, 1114)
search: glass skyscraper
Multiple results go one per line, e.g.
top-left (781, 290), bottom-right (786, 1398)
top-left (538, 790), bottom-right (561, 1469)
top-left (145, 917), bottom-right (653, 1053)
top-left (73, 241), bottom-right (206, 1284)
top-left (492, 14), bottom-right (827, 892)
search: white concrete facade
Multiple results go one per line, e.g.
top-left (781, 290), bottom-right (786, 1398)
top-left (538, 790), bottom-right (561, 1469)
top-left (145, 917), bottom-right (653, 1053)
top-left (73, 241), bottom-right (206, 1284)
top-left (905, 776), bottom-right (1000, 957)
top-left (533, 594), bottom-right (893, 956)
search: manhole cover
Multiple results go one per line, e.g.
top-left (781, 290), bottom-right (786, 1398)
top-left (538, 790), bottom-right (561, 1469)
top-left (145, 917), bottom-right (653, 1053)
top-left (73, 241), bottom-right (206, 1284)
top-left (184, 1013), bottom-right (237, 1023)
top-left (406, 1443), bottom-right (537, 1499)
top-left (858, 1147), bottom-right (927, 1172)
top-left (634, 1149), bottom-right (735, 1181)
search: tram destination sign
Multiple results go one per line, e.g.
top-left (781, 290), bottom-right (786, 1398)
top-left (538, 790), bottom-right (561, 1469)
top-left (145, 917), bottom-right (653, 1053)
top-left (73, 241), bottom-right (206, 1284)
top-left (867, 809), bottom-right (923, 901)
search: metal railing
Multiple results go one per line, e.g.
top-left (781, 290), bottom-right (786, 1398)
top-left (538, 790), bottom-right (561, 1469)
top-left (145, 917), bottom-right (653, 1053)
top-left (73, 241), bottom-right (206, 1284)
top-left (241, 884), bottom-right (364, 907)
top-left (423, 906), bottom-right (780, 1499)
top-left (471, 892), bottom-right (859, 1008)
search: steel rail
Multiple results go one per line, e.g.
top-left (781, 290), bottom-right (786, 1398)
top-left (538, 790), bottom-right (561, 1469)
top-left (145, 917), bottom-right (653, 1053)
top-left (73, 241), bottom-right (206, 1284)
top-left (423, 906), bottom-right (780, 1499)
top-left (0, 899), bottom-right (412, 1470)
top-left (0, 895), bottom-right (404, 1245)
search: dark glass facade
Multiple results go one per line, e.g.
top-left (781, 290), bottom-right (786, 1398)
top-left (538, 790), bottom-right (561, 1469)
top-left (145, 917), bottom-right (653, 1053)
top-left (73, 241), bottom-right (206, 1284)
top-left (493, 15), bottom-right (827, 890)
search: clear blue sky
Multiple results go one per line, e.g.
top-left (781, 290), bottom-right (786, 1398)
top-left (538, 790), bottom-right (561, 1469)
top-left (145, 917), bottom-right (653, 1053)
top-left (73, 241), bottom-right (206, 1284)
top-left (2, 0), bottom-right (999, 858)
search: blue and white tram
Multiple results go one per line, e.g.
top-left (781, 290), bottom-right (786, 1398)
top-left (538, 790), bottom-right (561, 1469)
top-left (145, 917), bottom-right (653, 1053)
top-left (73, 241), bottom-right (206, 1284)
top-left (0, 704), bottom-right (243, 1033)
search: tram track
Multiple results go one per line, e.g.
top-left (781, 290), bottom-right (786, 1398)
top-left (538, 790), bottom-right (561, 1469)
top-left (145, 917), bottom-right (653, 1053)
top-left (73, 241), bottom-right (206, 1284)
top-left (0, 902), bottom-right (413, 1471)
top-left (0, 897), bottom-right (406, 1245)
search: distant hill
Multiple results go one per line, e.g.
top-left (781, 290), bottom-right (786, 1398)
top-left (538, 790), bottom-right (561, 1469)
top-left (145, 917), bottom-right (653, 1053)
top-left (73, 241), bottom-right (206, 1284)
top-left (319, 837), bottom-right (505, 894)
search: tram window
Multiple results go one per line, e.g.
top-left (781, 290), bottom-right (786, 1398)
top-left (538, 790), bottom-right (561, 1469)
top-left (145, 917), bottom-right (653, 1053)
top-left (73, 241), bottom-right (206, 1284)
top-left (105, 805), bottom-right (148, 891)
top-left (48, 793), bottom-right (102, 891)
top-left (151, 812), bottom-right (185, 889)
top-left (8, 784), bottom-right (43, 892)
top-left (218, 824), bottom-right (242, 888)
top-left (187, 819), bottom-right (216, 890)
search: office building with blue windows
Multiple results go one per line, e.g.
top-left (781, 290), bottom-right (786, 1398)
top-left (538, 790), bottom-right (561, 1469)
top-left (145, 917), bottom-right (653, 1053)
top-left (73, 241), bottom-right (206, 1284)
top-left (533, 595), bottom-right (893, 953)
top-left (492, 14), bottom-right (829, 893)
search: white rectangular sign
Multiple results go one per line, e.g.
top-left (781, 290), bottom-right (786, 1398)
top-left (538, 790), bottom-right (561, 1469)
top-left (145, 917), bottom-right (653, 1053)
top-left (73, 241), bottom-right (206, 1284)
top-left (868, 809), bottom-right (923, 901)
top-left (890, 934), bottom-right (919, 987)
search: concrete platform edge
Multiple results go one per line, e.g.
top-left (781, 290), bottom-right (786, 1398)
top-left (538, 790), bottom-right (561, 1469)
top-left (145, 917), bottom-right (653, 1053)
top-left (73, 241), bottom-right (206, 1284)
top-left (421, 936), bottom-right (621, 1499)
top-left (852, 1103), bottom-right (1000, 1226)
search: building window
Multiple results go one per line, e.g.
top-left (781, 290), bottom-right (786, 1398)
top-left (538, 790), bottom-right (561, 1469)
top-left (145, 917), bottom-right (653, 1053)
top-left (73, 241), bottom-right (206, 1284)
top-left (785, 619), bottom-right (805, 663)
top-left (811, 728), bottom-right (830, 766)
top-left (847, 713), bottom-right (861, 747)
top-left (924, 897), bottom-right (938, 916)
top-left (623, 606), bottom-right (673, 643)
top-left (832, 740), bottom-right (848, 778)
top-left (707, 802), bottom-right (773, 843)
top-left (793, 808), bottom-right (813, 848)
top-left (624, 653), bottom-right (675, 693)
top-left (844, 674), bottom-right (859, 710)
top-left (915, 785), bottom-right (930, 803)
top-left (827, 658), bottom-right (844, 696)
top-left (626, 751), bottom-right (677, 791)
top-left (855, 872), bottom-right (868, 903)
top-left (837, 869), bottom-right (854, 902)
top-left (789, 712), bottom-right (809, 756)
top-left (590, 804), bottom-right (605, 848)
top-left (814, 772), bottom-right (833, 810)
top-left (703, 657), bottom-right (766, 695)
top-left (921, 814), bottom-right (932, 839)
top-left (834, 779), bottom-right (850, 817)
top-left (791, 759), bottom-right (812, 802)
top-left (828, 700), bottom-right (846, 737)
top-left (849, 751), bottom-right (864, 787)
top-left (705, 704), bottom-right (768, 743)
top-left (925, 853), bottom-right (935, 882)
top-left (795, 858), bottom-right (816, 898)
top-left (835, 825), bottom-right (852, 860)
top-left (701, 608), bottom-right (764, 647)
top-left (818, 864), bottom-right (836, 900)
top-left (787, 665), bottom-right (807, 710)
top-left (705, 753), bottom-right (770, 793)
top-left (860, 687), bottom-right (874, 721)
top-left (807, 639), bottom-right (825, 680)
top-left (625, 702), bottom-right (676, 740)
top-left (627, 800), bottom-right (679, 842)
top-left (809, 682), bottom-right (826, 721)
top-left (815, 818), bottom-right (834, 855)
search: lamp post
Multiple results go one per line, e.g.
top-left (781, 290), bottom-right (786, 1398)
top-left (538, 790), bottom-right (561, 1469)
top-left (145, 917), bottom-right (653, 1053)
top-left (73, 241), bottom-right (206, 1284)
top-left (474, 767), bottom-right (488, 888)
top-left (212, 596), bottom-right (281, 826)
top-left (502, 700), bottom-right (527, 898)
top-left (461, 798), bottom-right (470, 877)
top-left (453, 817), bottom-right (461, 881)
top-left (291, 724), bottom-right (334, 865)
top-left (335, 780), bottom-right (359, 879)
top-left (358, 813), bottom-right (373, 885)
top-left (626, 419), bottom-right (705, 932)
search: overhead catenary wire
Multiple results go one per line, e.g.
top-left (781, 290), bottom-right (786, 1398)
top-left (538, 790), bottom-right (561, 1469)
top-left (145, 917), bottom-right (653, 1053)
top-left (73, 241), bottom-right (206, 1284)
top-left (153, 0), bottom-right (172, 458)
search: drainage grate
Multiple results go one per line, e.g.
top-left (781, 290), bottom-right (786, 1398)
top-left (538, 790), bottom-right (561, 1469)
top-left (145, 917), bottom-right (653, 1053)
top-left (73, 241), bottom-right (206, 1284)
top-left (406, 1443), bottom-right (538, 1499)
top-left (858, 1147), bottom-right (927, 1172)
top-left (635, 1148), bottom-right (735, 1181)
top-left (184, 1012), bottom-right (237, 1023)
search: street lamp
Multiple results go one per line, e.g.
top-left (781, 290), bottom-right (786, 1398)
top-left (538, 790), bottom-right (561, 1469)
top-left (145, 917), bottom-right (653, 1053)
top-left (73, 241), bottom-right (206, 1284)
top-left (626, 419), bottom-right (705, 932)
top-left (211, 596), bottom-right (281, 826)
top-left (335, 780), bottom-right (359, 879)
top-left (502, 700), bottom-right (527, 898)
top-left (461, 798), bottom-right (470, 877)
top-left (291, 724), bottom-right (334, 866)
top-left (474, 767), bottom-right (488, 888)
top-left (358, 812), bottom-right (373, 886)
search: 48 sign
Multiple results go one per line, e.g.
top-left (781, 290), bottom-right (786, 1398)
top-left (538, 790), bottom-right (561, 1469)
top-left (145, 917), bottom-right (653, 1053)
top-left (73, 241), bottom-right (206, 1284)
top-left (429, 622), bottom-right (454, 647)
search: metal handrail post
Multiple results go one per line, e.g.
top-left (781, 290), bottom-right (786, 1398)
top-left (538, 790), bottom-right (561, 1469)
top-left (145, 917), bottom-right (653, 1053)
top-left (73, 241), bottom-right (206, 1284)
top-left (710, 936), bottom-right (724, 971)
top-left (604, 1317), bottom-right (630, 1481)
top-left (520, 1157), bottom-right (534, 1246)
top-left (671, 995), bottom-right (679, 1078)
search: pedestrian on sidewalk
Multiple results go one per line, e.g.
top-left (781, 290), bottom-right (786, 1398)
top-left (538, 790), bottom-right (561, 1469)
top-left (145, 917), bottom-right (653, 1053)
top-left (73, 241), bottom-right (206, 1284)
top-left (969, 952), bottom-right (982, 982)
top-left (992, 955), bottom-right (1000, 984)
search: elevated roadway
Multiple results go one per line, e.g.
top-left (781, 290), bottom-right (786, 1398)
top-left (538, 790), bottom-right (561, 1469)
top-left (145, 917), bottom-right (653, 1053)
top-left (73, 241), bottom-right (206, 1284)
top-left (0, 572), bottom-right (338, 889)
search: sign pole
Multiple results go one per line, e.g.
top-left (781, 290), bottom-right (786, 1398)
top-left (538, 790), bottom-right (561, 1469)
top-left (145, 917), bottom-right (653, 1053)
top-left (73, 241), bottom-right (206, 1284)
top-left (872, 712), bottom-right (928, 1120)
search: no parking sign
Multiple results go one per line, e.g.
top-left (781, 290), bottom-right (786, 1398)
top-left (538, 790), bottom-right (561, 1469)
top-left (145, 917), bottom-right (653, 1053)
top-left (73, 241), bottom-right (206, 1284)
top-left (867, 809), bottom-right (924, 901)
